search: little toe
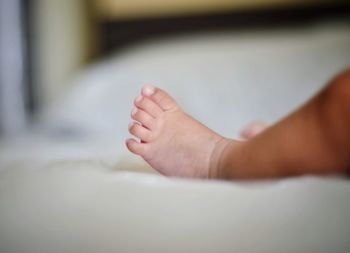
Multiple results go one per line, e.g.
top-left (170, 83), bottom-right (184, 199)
top-left (142, 85), bottom-right (178, 111)
top-left (129, 122), bottom-right (153, 142)
top-left (125, 138), bottom-right (147, 156)
top-left (134, 95), bottom-right (163, 118)
top-left (131, 108), bottom-right (155, 130)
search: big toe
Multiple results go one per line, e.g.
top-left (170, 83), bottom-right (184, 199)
top-left (142, 85), bottom-right (178, 111)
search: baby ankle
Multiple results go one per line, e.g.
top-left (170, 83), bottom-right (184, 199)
top-left (209, 138), bottom-right (234, 179)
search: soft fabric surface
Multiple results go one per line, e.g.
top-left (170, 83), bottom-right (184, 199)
top-left (0, 163), bottom-right (349, 253)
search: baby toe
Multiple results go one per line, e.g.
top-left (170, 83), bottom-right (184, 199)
top-left (129, 122), bottom-right (153, 142)
top-left (131, 108), bottom-right (155, 130)
top-left (125, 138), bottom-right (147, 156)
top-left (134, 95), bottom-right (162, 118)
top-left (142, 85), bottom-right (178, 111)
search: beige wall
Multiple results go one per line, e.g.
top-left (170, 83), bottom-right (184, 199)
top-left (34, 0), bottom-right (92, 108)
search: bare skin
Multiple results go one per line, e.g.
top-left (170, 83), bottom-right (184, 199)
top-left (126, 69), bottom-right (350, 179)
top-left (240, 121), bottom-right (267, 140)
top-left (126, 85), bottom-right (228, 178)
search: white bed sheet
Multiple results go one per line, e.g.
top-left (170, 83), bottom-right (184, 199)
top-left (0, 163), bottom-right (349, 253)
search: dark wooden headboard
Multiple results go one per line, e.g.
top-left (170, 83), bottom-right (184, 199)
top-left (98, 2), bottom-right (350, 55)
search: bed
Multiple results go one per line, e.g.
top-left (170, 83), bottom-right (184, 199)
top-left (1, 4), bottom-right (350, 253)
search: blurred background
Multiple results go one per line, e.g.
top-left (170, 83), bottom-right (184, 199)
top-left (0, 0), bottom-right (350, 166)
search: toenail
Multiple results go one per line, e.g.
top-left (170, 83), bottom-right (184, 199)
top-left (143, 85), bottom-right (155, 96)
top-left (131, 108), bottom-right (137, 115)
top-left (135, 95), bottom-right (142, 103)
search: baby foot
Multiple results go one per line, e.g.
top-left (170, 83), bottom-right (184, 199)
top-left (126, 85), bottom-right (233, 178)
top-left (240, 121), bottom-right (267, 140)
